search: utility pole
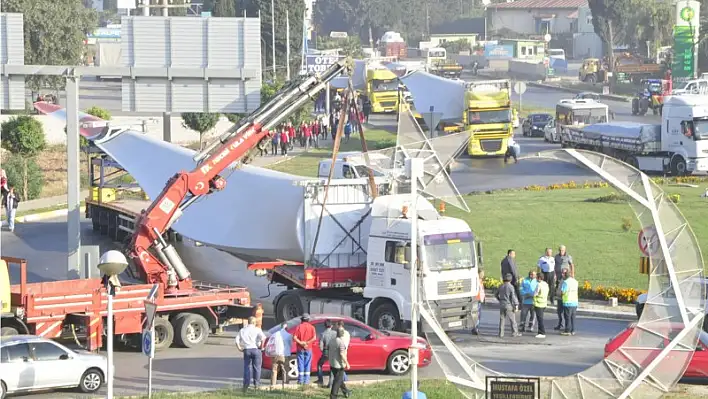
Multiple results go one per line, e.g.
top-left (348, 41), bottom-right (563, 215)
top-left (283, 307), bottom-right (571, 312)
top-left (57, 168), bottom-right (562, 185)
top-left (162, 0), bottom-right (169, 17)
top-left (425, 2), bottom-right (430, 40)
top-left (286, 10), bottom-right (291, 80)
top-left (271, 0), bottom-right (276, 80)
top-left (162, 0), bottom-right (171, 142)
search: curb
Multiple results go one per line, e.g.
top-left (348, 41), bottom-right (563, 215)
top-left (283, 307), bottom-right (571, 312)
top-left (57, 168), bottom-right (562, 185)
top-left (16, 205), bottom-right (86, 223)
top-left (525, 81), bottom-right (631, 103)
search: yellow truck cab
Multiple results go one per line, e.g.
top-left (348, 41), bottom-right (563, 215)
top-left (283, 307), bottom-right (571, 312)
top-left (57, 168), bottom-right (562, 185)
top-left (366, 67), bottom-right (400, 113)
top-left (463, 80), bottom-right (514, 156)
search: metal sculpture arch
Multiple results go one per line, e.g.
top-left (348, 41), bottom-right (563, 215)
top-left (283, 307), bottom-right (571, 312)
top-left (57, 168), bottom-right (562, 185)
top-left (420, 148), bottom-right (706, 399)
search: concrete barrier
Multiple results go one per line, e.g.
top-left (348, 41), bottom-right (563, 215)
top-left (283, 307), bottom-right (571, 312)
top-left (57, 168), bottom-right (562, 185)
top-left (0, 114), bottom-right (235, 145)
top-left (509, 59), bottom-right (546, 80)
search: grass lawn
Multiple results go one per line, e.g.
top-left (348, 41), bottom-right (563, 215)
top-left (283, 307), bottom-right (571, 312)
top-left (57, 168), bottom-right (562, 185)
top-left (129, 379), bottom-right (465, 399)
top-left (445, 186), bottom-right (708, 289)
top-left (266, 128), bottom-right (396, 177)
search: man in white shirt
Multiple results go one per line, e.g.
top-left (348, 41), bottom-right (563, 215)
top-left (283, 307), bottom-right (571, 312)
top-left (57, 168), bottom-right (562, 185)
top-left (266, 322), bottom-right (293, 387)
top-left (236, 316), bottom-right (266, 391)
top-left (537, 248), bottom-right (556, 301)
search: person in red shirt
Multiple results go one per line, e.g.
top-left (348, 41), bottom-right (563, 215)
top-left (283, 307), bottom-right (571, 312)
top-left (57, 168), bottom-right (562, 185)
top-left (299, 122), bottom-right (307, 148)
top-left (287, 122), bottom-right (296, 150)
top-left (303, 121), bottom-right (312, 150)
top-left (292, 313), bottom-right (317, 384)
top-left (279, 127), bottom-right (289, 156)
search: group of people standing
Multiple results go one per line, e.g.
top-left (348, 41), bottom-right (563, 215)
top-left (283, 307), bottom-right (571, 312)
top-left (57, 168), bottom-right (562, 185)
top-left (496, 246), bottom-right (579, 338)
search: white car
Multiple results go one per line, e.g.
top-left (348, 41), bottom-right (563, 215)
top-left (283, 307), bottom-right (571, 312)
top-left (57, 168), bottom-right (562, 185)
top-left (544, 124), bottom-right (560, 143)
top-left (0, 335), bottom-right (106, 398)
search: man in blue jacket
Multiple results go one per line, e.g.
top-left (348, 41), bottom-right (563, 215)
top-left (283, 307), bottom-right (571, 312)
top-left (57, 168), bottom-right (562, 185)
top-left (519, 270), bottom-right (538, 333)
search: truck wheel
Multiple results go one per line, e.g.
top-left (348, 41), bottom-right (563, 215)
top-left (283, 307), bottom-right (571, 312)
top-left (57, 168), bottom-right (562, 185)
top-left (275, 292), bottom-right (304, 324)
top-left (670, 156), bottom-right (688, 176)
top-left (585, 74), bottom-right (596, 84)
top-left (1, 326), bottom-right (19, 336)
top-left (370, 302), bottom-right (401, 332)
top-left (153, 317), bottom-right (174, 350)
top-left (173, 313), bottom-right (209, 348)
top-left (386, 350), bottom-right (411, 375)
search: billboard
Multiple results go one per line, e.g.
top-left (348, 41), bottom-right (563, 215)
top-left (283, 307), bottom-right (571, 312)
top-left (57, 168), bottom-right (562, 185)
top-left (302, 54), bottom-right (344, 75)
top-left (672, 0), bottom-right (700, 78)
top-left (484, 44), bottom-right (513, 59)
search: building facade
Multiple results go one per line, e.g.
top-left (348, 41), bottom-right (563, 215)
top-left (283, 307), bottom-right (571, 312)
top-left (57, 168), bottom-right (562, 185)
top-left (487, 0), bottom-right (587, 36)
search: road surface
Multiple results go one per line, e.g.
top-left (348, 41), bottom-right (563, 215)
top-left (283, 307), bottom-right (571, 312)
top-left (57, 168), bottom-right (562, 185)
top-left (4, 215), bottom-right (633, 398)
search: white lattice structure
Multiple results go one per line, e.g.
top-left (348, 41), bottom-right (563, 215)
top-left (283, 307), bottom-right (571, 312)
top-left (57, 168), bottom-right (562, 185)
top-left (419, 149), bottom-right (706, 399)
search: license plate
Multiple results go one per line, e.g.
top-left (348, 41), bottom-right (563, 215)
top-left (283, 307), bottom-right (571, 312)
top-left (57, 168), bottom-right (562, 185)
top-left (448, 321), bottom-right (463, 328)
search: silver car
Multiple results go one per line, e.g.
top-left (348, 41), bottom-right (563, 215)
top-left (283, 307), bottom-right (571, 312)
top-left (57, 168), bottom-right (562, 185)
top-left (0, 335), bottom-right (106, 398)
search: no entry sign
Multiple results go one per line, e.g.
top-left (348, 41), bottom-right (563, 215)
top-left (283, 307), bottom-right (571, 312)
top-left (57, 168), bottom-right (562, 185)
top-left (638, 226), bottom-right (660, 257)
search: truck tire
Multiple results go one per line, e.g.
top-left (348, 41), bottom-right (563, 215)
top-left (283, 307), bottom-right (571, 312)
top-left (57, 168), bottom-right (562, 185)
top-left (173, 313), bottom-right (209, 348)
top-left (153, 317), bottom-right (174, 351)
top-left (386, 350), bottom-right (412, 375)
top-left (275, 292), bottom-right (304, 324)
top-left (1, 326), bottom-right (18, 336)
top-left (370, 302), bottom-right (401, 332)
top-left (670, 156), bottom-right (688, 176)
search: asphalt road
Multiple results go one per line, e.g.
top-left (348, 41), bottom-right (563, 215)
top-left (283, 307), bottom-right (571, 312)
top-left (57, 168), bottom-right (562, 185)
top-left (3, 215), bottom-right (632, 398)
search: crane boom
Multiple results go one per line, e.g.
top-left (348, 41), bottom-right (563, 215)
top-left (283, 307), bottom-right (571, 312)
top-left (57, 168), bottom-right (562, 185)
top-left (127, 60), bottom-right (351, 291)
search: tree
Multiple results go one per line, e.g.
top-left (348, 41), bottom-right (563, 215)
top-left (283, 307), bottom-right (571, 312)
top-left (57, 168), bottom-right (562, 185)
top-left (181, 113), bottom-right (221, 150)
top-left (588, 0), bottom-right (632, 91)
top-left (207, 0), bottom-right (237, 18)
top-left (3, 155), bottom-right (44, 201)
top-left (261, 81), bottom-right (312, 125)
top-left (1, 116), bottom-right (47, 200)
top-left (441, 39), bottom-right (471, 54)
top-left (317, 36), bottom-right (365, 58)
top-left (3, 0), bottom-right (98, 92)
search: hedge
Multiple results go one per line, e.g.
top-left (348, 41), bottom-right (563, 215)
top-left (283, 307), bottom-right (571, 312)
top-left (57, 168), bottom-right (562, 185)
top-left (482, 276), bottom-right (646, 304)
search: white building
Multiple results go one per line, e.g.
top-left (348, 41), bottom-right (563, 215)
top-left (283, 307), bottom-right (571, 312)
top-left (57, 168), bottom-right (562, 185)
top-left (487, 0), bottom-right (587, 35)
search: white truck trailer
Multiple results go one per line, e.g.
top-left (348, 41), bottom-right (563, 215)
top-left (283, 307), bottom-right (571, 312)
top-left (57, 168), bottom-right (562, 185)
top-left (559, 94), bottom-right (708, 175)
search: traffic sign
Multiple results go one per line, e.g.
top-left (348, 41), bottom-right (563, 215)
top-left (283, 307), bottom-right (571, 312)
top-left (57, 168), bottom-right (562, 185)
top-left (142, 328), bottom-right (154, 358)
top-left (544, 33), bottom-right (552, 42)
top-left (513, 82), bottom-right (527, 95)
top-left (638, 226), bottom-right (660, 257)
top-left (144, 300), bottom-right (157, 330)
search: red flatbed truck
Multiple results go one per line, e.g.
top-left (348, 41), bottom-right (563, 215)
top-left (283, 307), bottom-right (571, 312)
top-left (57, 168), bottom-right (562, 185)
top-left (1, 256), bottom-right (252, 351)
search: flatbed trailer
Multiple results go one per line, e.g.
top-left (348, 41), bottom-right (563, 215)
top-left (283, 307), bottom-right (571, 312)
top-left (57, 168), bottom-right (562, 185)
top-left (2, 257), bottom-right (252, 351)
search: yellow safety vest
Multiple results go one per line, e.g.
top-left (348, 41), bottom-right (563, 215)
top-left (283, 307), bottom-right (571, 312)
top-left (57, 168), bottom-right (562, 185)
top-left (562, 278), bottom-right (579, 304)
top-left (533, 281), bottom-right (549, 308)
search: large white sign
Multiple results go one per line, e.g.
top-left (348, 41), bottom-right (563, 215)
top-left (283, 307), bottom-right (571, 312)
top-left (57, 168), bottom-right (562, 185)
top-left (675, 0), bottom-right (700, 31)
top-left (302, 55), bottom-right (343, 75)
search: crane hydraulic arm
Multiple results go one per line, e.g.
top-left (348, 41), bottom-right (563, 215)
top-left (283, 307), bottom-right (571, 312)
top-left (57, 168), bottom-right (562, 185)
top-left (127, 60), bottom-right (350, 291)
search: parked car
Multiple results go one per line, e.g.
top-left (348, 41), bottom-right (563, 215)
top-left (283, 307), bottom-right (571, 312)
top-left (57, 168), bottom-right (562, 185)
top-left (605, 323), bottom-right (708, 380)
top-left (522, 113), bottom-right (553, 137)
top-left (0, 335), bottom-right (106, 398)
top-left (261, 315), bottom-right (433, 379)
top-left (544, 121), bottom-right (560, 143)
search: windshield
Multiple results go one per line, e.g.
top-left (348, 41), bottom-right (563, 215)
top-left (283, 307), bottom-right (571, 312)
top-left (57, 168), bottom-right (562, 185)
top-left (530, 114), bottom-right (552, 123)
top-left (354, 165), bottom-right (384, 177)
top-left (372, 79), bottom-right (397, 92)
top-left (646, 83), bottom-right (661, 93)
top-left (423, 231), bottom-right (476, 271)
top-left (549, 50), bottom-right (564, 57)
top-left (676, 81), bottom-right (692, 91)
top-left (691, 119), bottom-right (708, 140)
top-left (558, 107), bottom-right (607, 125)
top-left (428, 50), bottom-right (445, 58)
top-left (467, 109), bottom-right (511, 125)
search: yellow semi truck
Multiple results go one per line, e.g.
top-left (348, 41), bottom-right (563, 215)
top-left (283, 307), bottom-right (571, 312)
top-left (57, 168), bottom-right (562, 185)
top-left (463, 80), bottom-right (514, 156)
top-left (365, 67), bottom-right (400, 113)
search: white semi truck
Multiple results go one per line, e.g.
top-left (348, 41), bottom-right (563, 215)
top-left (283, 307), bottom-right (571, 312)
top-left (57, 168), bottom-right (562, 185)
top-left (559, 94), bottom-right (708, 175)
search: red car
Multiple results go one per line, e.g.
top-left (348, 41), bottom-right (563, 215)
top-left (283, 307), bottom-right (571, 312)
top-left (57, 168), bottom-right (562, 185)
top-left (604, 323), bottom-right (708, 379)
top-left (261, 315), bottom-right (433, 379)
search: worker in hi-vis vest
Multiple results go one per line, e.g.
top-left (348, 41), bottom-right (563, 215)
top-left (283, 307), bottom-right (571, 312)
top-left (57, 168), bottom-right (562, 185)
top-left (532, 273), bottom-right (550, 338)
top-left (560, 268), bottom-right (578, 336)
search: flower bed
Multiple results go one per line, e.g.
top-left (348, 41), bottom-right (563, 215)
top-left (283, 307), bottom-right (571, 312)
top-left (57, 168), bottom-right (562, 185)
top-left (482, 276), bottom-right (646, 304)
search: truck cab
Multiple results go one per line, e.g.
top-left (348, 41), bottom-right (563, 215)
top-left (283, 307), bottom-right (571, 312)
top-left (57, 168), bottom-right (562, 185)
top-left (463, 80), bottom-right (514, 156)
top-left (363, 195), bottom-right (479, 332)
top-left (365, 67), bottom-right (400, 113)
top-left (660, 95), bottom-right (708, 174)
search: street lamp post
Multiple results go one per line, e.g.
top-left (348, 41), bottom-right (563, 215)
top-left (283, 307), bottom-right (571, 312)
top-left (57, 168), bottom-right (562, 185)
top-left (406, 157), bottom-right (424, 399)
top-left (97, 250), bottom-right (129, 399)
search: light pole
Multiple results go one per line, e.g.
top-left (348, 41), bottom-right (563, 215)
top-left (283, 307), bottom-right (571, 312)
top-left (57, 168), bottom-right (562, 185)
top-left (97, 250), bottom-right (129, 399)
top-left (405, 157), bottom-right (424, 399)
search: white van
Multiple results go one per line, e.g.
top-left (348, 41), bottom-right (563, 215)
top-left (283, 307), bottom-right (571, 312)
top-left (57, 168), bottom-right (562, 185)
top-left (317, 152), bottom-right (390, 180)
top-left (548, 49), bottom-right (566, 60)
top-left (672, 79), bottom-right (708, 95)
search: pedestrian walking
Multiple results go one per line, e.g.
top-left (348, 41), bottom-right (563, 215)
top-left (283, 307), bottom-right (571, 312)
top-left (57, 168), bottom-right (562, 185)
top-left (236, 316), bottom-right (266, 391)
top-left (329, 326), bottom-right (351, 399)
top-left (320, 114), bottom-right (329, 140)
top-left (4, 185), bottom-right (19, 233)
top-left (316, 320), bottom-right (337, 387)
top-left (537, 248), bottom-right (556, 301)
top-left (554, 272), bottom-right (566, 331)
top-left (271, 130), bottom-right (280, 156)
top-left (560, 268), bottom-right (579, 336)
top-left (472, 269), bottom-right (485, 335)
top-left (287, 122), bottom-right (296, 150)
top-left (279, 128), bottom-right (289, 156)
top-left (504, 137), bottom-right (520, 163)
top-left (344, 121), bottom-right (352, 142)
top-left (533, 273), bottom-right (549, 338)
top-left (265, 322), bottom-right (293, 388)
top-left (292, 313), bottom-right (317, 384)
top-left (519, 270), bottom-right (538, 332)
top-left (496, 273), bottom-right (520, 338)
top-left (500, 249), bottom-right (520, 304)
top-left (362, 98), bottom-right (371, 123)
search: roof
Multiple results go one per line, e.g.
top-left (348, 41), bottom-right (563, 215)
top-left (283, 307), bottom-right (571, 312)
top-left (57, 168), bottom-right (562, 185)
top-left (430, 18), bottom-right (485, 36)
top-left (492, 0), bottom-right (588, 9)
